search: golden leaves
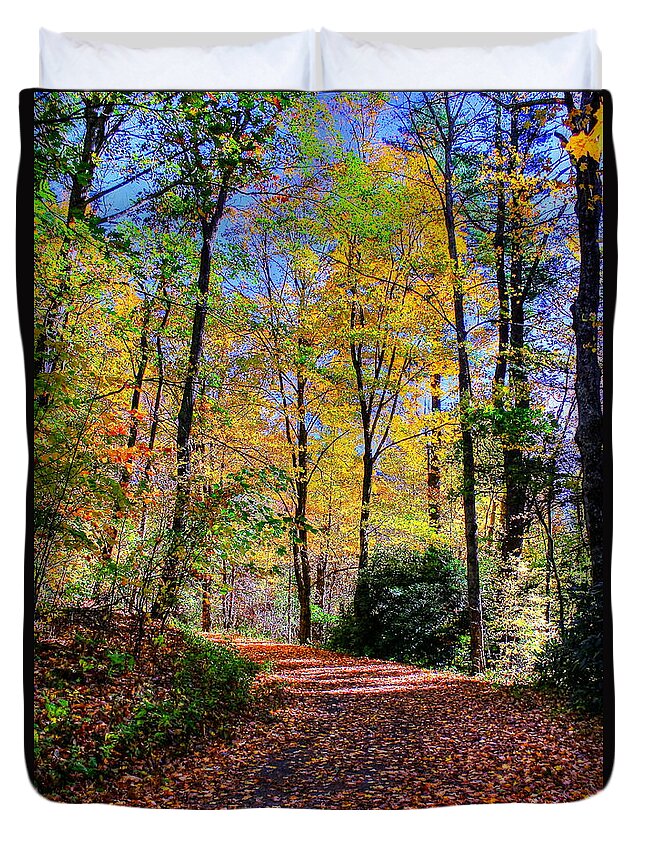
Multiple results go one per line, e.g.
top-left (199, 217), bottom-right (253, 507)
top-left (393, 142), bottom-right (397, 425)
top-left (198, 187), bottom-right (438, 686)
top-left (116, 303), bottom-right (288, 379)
top-left (566, 105), bottom-right (603, 163)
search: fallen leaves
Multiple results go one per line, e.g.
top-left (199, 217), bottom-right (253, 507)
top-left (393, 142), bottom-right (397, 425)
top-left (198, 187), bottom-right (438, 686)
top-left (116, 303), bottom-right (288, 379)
top-left (113, 638), bottom-right (603, 810)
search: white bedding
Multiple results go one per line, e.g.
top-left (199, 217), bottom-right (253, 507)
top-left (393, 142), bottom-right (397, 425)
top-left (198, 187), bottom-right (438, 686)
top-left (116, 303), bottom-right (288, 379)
top-left (320, 30), bottom-right (601, 90)
top-left (39, 29), bottom-right (316, 90)
top-left (39, 29), bottom-right (601, 91)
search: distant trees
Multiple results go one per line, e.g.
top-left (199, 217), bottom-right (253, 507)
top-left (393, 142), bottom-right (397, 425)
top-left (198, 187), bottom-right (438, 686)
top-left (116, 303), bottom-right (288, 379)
top-left (31, 89), bottom-right (605, 691)
top-left (405, 92), bottom-right (487, 673)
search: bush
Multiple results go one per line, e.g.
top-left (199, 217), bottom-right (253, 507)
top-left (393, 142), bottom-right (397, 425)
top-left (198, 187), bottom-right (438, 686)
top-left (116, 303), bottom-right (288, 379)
top-left (34, 622), bottom-right (259, 797)
top-left (108, 629), bottom-right (258, 759)
top-left (535, 584), bottom-right (603, 713)
top-left (328, 545), bottom-right (467, 667)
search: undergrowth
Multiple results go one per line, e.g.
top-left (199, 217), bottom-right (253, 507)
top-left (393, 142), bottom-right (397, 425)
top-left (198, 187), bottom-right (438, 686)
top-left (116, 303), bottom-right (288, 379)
top-left (33, 615), bottom-right (258, 800)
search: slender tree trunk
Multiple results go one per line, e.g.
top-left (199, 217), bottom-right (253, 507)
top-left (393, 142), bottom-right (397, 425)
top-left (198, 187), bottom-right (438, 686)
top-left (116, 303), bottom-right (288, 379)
top-left (138, 304), bottom-right (170, 540)
top-left (495, 110), bottom-right (529, 562)
top-left (348, 247), bottom-right (374, 580)
top-left (286, 559), bottom-right (293, 643)
top-left (102, 308), bottom-right (152, 563)
top-left (292, 418), bottom-right (312, 643)
top-left (568, 92), bottom-right (604, 587)
top-left (153, 191), bottom-right (227, 618)
top-left (294, 350), bottom-right (312, 643)
top-left (426, 374), bottom-right (442, 523)
top-left (278, 356), bottom-right (312, 644)
top-left (442, 94), bottom-right (486, 674)
top-left (201, 574), bottom-right (212, 631)
top-left (535, 490), bottom-right (566, 640)
top-left (357, 433), bottom-right (374, 577)
top-left (312, 473), bottom-right (333, 643)
top-left (502, 241), bottom-right (529, 560)
top-left (36, 98), bottom-right (117, 389)
top-left (493, 105), bottom-right (510, 392)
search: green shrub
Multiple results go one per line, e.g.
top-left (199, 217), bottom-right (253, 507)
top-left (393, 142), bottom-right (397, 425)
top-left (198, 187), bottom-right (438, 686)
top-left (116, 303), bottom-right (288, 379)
top-left (34, 626), bottom-right (259, 796)
top-left (109, 630), bottom-right (258, 759)
top-left (172, 629), bottom-right (258, 737)
top-left (328, 544), bottom-right (467, 667)
top-left (535, 584), bottom-right (603, 713)
top-left (105, 649), bottom-right (135, 674)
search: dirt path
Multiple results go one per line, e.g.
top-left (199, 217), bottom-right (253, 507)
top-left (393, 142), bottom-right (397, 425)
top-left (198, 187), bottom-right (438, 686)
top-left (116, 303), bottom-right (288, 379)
top-left (125, 639), bottom-right (603, 809)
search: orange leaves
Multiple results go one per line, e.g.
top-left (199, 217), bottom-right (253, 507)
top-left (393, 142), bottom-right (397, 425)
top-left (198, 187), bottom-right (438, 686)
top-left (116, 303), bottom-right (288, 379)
top-left (99, 638), bottom-right (602, 809)
top-left (266, 95), bottom-right (284, 112)
top-left (103, 446), bottom-right (137, 466)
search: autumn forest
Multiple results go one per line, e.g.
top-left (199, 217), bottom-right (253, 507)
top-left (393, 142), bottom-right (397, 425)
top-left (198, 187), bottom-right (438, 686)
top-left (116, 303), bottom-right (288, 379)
top-left (28, 90), bottom-right (607, 806)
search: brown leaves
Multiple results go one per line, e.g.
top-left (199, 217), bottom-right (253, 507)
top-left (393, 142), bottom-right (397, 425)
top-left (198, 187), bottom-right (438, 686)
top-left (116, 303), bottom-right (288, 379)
top-left (34, 628), bottom-right (602, 808)
top-left (111, 639), bottom-right (603, 809)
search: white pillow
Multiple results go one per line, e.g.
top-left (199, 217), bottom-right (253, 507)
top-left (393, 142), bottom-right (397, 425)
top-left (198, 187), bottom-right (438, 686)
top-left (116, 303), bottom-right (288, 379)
top-left (321, 30), bottom-right (601, 91)
top-left (39, 29), bottom-right (316, 91)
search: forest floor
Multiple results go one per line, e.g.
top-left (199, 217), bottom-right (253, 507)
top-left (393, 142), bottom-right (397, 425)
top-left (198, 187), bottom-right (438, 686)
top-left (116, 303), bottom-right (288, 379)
top-left (116, 638), bottom-right (604, 809)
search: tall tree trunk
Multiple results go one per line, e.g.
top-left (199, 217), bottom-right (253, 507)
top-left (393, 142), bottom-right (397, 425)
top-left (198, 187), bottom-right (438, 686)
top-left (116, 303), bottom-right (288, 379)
top-left (153, 191), bottom-right (228, 619)
top-left (102, 306), bottom-right (153, 564)
top-left (502, 242), bottom-right (529, 560)
top-left (36, 97), bottom-right (117, 387)
top-left (312, 472), bottom-right (333, 643)
top-left (442, 94), bottom-right (486, 674)
top-left (293, 361), bottom-right (312, 643)
top-left (493, 106), bottom-right (509, 392)
top-left (348, 245), bottom-right (375, 581)
top-left (293, 540), bottom-right (312, 644)
top-left (567, 92), bottom-right (604, 587)
top-left (496, 110), bottom-right (529, 562)
top-left (358, 449), bottom-right (373, 577)
top-left (426, 374), bottom-right (442, 524)
top-left (138, 298), bottom-right (171, 541)
top-left (201, 575), bottom-right (212, 631)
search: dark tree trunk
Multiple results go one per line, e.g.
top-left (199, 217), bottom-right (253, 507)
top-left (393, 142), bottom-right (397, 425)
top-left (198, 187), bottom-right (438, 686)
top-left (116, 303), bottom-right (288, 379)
top-left (293, 385), bottom-right (312, 644)
top-left (442, 94), bottom-right (486, 674)
top-left (201, 575), bottom-right (212, 632)
top-left (348, 247), bottom-right (375, 582)
top-left (358, 450), bottom-right (373, 577)
top-left (568, 92), bottom-right (604, 587)
top-left (502, 245), bottom-right (529, 561)
top-left (68, 99), bottom-right (116, 223)
top-left (277, 340), bottom-right (313, 645)
top-left (153, 190), bottom-right (228, 619)
top-left (102, 308), bottom-right (153, 564)
top-left (495, 110), bottom-right (530, 562)
top-left (493, 106), bottom-right (510, 392)
top-left (138, 297), bottom-right (171, 541)
top-left (426, 374), bottom-right (442, 524)
top-left (36, 98), bottom-right (118, 385)
top-left (312, 475), bottom-right (332, 643)
top-left (293, 539), bottom-right (312, 644)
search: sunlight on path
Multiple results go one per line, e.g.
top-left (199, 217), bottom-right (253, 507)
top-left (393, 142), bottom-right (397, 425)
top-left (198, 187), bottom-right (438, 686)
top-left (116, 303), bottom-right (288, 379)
top-left (147, 637), bottom-right (603, 809)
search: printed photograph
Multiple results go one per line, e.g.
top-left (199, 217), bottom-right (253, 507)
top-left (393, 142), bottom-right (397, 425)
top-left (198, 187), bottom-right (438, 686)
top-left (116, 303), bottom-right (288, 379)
top-left (27, 90), bottom-right (607, 807)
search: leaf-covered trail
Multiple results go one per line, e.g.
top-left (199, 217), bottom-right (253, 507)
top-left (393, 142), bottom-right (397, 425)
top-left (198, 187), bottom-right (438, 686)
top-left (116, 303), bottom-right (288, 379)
top-left (126, 640), bottom-right (603, 809)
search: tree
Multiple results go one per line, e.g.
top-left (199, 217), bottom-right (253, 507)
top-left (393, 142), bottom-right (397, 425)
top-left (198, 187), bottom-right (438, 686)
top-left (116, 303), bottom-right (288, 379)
top-left (326, 96), bottom-right (444, 580)
top-left (406, 92), bottom-right (487, 673)
top-left (152, 92), bottom-right (292, 618)
top-left (564, 92), bottom-right (604, 587)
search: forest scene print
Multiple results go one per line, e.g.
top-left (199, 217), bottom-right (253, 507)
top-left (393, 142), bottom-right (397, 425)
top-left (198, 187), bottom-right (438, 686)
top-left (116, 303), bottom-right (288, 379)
top-left (29, 90), bottom-right (607, 807)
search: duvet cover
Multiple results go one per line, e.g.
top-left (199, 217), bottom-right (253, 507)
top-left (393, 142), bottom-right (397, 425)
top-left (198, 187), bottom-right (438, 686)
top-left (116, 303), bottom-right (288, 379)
top-left (19, 89), bottom-right (614, 807)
